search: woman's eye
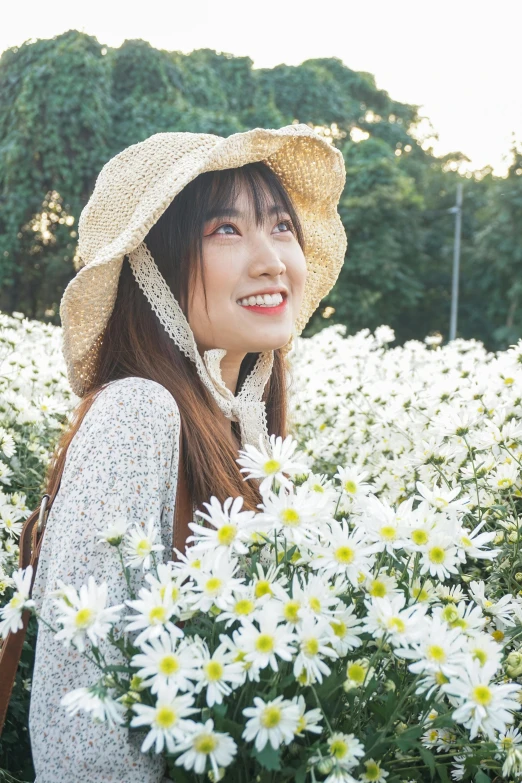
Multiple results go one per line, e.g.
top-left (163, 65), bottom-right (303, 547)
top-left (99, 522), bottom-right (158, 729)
top-left (214, 223), bottom-right (237, 235)
top-left (275, 220), bottom-right (293, 233)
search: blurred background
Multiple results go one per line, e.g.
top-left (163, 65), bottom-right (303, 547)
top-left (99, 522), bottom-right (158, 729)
top-left (1, 0), bottom-right (521, 350)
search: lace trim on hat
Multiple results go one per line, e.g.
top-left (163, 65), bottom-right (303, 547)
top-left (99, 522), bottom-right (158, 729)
top-left (127, 241), bottom-right (274, 450)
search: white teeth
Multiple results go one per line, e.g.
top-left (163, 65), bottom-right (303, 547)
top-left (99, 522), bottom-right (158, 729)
top-left (237, 293), bottom-right (284, 307)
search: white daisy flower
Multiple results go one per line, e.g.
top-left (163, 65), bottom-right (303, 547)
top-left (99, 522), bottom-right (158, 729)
top-left (52, 576), bottom-right (125, 653)
top-left (469, 580), bottom-right (516, 627)
top-left (192, 640), bottom-right (244, 707)
top-left (95, 514), bottom-right (129, 547)
top-left (189, 556), bottom-right (245, 613)
top-left (0, 507), bottom-right (24, 538)
top-left (294, 694), bottom-right (323, 736)
top-left (255, 484), bottom-right (323, 547)
top-left (0, 564), bottom-right (35, 638)
top-left (123, 516), bottom-right (165, 571)
top-left (293, 615), bottom-right (339, 684)
top-left (415, 481), bottom-right (470, 515)
top-left (61, 685), bottom-right (126, 727)
top-left (236, 433), bottom-right (310, 494)
top-left (418, 534), bottom-right (460, 581)
top-left (130, 686), bottom-right (199, 753)
top-left (361, 758), bottom-right (389, 783)
top-left (130, 631), bottom-right (200, 694)
top-left (334, 465), bottom-right (372, 502)
top-left (188, 495), bottom-right (256, 564)
top-left (124, 585), bottom-right (183, 647)
top-left (363, 595), bottom-right (428, 649)
top-left (242, 695), bottom-right (300, 751)
top-left (308, 520), bottom-right (375, 586)
top-left (456, 523), bottom-right (497, 562)
top-left (174, 719), bottom-right (237, 777)
top-left (328, 604), bottom-right (363, 655)
top-left (326, 732), bottom-right (365, 770)
top-left (443, 659), bottom-right (522, 739)
top-left (232, 606), bottom-right (296, 674)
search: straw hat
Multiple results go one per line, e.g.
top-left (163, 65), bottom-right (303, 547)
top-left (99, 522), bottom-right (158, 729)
top-left (59, 123), bottom-right (347, 448)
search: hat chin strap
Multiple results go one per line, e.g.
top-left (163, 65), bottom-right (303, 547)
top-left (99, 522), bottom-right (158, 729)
top-left (127, 241), bottom-right (274, 450)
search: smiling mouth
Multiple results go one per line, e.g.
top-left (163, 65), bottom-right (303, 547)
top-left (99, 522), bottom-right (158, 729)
top-left (237, 292), bottom-right (287, 308)
top-left (236, 293), bottom-right (288, 314)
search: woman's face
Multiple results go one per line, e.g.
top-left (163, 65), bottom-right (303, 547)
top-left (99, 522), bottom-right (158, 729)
top-left (187, 182), bottom-right (307, 358)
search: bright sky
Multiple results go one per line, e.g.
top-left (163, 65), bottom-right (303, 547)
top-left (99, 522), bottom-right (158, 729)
top-left (2, 0), bottom-right (520, 176)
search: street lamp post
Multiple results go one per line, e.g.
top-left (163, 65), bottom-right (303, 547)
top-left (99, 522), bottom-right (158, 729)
top-left (448, 182), bottom-right (463, 341)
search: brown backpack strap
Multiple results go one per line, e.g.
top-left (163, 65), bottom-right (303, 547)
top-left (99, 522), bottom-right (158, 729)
top-left (0, 487), bottom-right (58, 735)
top-left (0, 414), bottom-right (192, 736)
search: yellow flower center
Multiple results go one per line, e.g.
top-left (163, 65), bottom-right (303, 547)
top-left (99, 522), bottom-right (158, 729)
top-left (234, 599), bottom-right (254, 616)
top-left (344, 480), bottom-right (357, 494)
top-left (364, 761), bottom-right (381, 781)
top-left (260, 705), bottom-right (282, 728)
top-left (412, 529), bottom-right (428, 545)
top-left (255, 634), bottom-right (275, 654)
top-left (369, 580), bottom-right (387, 598)
top-left (472, 648), bottom-right (487, 666)
top-left (205, 577), bottom-right (222, 594)
top-left (492, 629), bottom-right (505, 642)
top-left (193, 733), bottom-right (218, 754)
top-left (461, 536), bottom-right (472, 547)
top-left (429, 546), bottom-right (445, 564)
top-left (380, 525), bottom-right (396, 540)
top-left (264, 459), bottom-right (281, 475)
top-left (435, 671), bottom-right (449, 685)
top-left (312, 484), bottom-right (324, 493)
top-left (309, 597), bottom-right (321, 612)
top-left (330, 738), bottom-right (348, 758)
top-left (254, 580), bottom-right (272, 598)
top-left (205, 661), bottom-right (224, 681)
top-left (281, 508), bottom-right (300, 526)
top-left (334, 546), bottom-right (355, 564)
top-left (330, 620), bottom-right (347, 638)
top-left (159, 654), bottom-right (179, 675)
top-left (347, 663), bottom-right (366, 684)
top-left (388, 617), bottom-right (406, 633)
top-left (74, 608), bottom-right (94, 628)
top-left (296, 716), bottom-right (306, 733)
top-left (217, 524), bottom-right (237, 546)
top-left (283, 600), bottom-right (301, 623)
top-left (156, 706), bottom-right (176, 728)
top-left (473, 685), bottom-right (492, 706)
top-left (149, 606), bottom-right (167, 624)
top-left (136, 539), bottom-right (151, 556)
top-left (303, 638), bottom-right (320, 656)
top-left (427, 645), bottom-right (446, 663)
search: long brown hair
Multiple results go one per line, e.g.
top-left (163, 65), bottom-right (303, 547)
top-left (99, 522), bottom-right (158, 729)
top-left (43, 161), bottom-right (305, 514)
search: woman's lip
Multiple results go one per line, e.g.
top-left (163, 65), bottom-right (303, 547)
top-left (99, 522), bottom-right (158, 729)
top-left (237, 298), bottom-right (288, 315)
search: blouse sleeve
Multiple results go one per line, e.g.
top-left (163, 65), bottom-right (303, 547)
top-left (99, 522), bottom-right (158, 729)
top-left (29, 377), bottom-right (181, 783)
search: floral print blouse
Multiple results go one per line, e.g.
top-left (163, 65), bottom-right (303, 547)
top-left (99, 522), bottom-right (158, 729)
top-left (29, 377), bottom-right (182, 782)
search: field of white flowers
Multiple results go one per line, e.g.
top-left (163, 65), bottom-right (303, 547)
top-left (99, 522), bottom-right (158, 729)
top-left (1, 312), bottom-right (522, 783)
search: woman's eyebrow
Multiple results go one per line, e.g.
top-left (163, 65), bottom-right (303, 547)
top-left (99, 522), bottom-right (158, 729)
top-left (204, 204), bottom-right (288, 221)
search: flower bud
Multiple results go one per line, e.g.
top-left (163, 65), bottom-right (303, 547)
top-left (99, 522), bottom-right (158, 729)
top-left (208, 768), bottom-right (226, 782)
top-left (506, 651), bottom-right (522, 678)
top-left (315, 757), bottom-right (334, 775)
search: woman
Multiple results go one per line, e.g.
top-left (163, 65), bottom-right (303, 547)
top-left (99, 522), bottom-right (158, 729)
top-left (28, 124), bottom-right (347, 781)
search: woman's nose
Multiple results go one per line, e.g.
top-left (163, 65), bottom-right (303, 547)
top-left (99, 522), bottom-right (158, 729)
top-left (249, 236), bottom-right (287, 276)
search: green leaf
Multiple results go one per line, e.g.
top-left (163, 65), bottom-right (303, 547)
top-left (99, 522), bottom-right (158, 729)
top-left (474, 771), bottom-right (491, 783)
top-left (251, 743), bottom-right (282, 771)
top-left (418, 745), bottom-right (436, 777)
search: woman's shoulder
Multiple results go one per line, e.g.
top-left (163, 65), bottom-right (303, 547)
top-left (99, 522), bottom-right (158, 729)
top-left (73, 376), bottom-right (181, 453)
top-left (91, 375), bottom-right (179, 417)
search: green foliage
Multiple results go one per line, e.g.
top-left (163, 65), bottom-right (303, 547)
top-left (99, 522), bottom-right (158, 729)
top-left (0, 31), bottom-right (520, 352)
